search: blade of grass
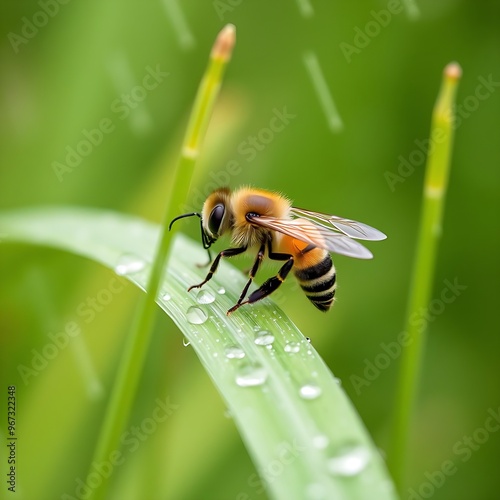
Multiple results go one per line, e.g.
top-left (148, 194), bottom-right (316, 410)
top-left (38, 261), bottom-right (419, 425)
top-left (0, 207), bottom-right (398, 499)
top-left (86, 24), bottom-right (236, 500)
top-left (388, 62), bottom-right (462, 492)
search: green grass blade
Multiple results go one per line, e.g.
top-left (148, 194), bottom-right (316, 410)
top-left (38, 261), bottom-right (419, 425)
top-left (388, 62), bottom-right (462, 492)
top-left (85, 25), bottom-right (236, 499)
top-left (0, 207), bottom-right (397, 500)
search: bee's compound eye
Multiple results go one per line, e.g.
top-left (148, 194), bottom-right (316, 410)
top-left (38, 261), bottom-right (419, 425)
top-left (208, 203), bottom-right (225, 236)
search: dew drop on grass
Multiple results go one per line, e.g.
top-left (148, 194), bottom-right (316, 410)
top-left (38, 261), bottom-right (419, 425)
top-left (312, 435), bottom-right (329, 449)
top-left (217, 286), bottom-right (226, 294)
top-left (115, 254), bottom-right (146, 275)
top-left (299, 383), bottom-right (322, 400)
top-left (235, 364), bottom-right (268, 387)
top-left (182, 338), bottom-right (191, 347)
top-left (161, 292), bottom-right (171, 301)
top-left (196, 290), bottom-right (215, 304)
top-left (186, 306), bottom-right (208, 325)
top-left (225, 346), bottom-right (246, 359)
top-left (284, 342), bottom-right (300, 353)
top-left (254, 330), bottom-right (275, 346)
top-left (327, 445), bottom-right (371, 476)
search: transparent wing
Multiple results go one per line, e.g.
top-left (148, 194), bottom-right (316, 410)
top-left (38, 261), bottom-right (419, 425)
top-left (249, 216), bottom-right (375, 259)
top-left (290, 207), bottom-right (387, 241)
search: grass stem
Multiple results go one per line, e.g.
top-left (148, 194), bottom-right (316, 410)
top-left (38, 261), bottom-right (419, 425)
top-left (388, 62), bottom-right (462, 492)
top-left (88, 24), bottom-right (236, 500)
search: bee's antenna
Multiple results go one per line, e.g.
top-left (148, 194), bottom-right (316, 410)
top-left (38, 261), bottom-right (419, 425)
top-left (168, 212), bottom-right (201, 231)
top-left (169, 212), bottom-right (213, 264)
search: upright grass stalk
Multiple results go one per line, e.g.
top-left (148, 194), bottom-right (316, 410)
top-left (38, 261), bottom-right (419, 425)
top-left (88, 24), bottom-right (236, 500)
top-left (388, 62), bottom-right (462, 492)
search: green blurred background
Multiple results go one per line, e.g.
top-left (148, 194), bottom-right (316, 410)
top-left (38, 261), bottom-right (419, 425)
top-left (1, 1), bottom-right (499, 499)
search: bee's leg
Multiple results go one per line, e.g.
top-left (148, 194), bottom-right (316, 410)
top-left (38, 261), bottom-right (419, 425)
top-left (196, 247), bottom-right (212, 268)
top-left (232, 244), bottom-right (265, 307)
top-left (195, 221), bottom-right (213, 267)
top-left (189, 246), bottom-right (247, 292)
top-left (227, 248), bottom-right (293, 314)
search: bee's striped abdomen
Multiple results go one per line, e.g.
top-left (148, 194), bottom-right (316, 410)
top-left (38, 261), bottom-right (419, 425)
top-left (294, 253), bottom-right (336, 312)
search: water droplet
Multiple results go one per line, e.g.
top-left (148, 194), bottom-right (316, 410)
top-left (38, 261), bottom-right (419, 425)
top-left (217, 286), bottom-right (226, 294)
top-left (334, 377), bottom-right (342, 386)
top-left (284, 342), bottom-right (300, 353)
top-left (312, 435), bottom-right (329, 449)
top-left (186, 306), bottom-right (208, 325)
top-left (235, 364), bottom-right (268, 387)
top-left (161, 292), bottom-right (171, 301)
top-left (225, 346), bottom-right (246, 359)
top-left (254, 330), bottom-right (275, 346)
top-left (115, 254), bottom-right (146, 275)
top-left (328, 445), bottom-right (371, 476)
top-left (306, 337), bottom-right (311, 343)
top-left (196, 290), bottom-right (215, 304)
top-left (182, 338), bottom-right (191, 347)
top-left (299, 383), bottom-right (322, 400)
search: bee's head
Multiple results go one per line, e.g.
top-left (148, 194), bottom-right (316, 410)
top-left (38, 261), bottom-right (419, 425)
top-left (201, 187), bottom-right (232, 241)
top-left (169, 187), bottom-right (232, 253)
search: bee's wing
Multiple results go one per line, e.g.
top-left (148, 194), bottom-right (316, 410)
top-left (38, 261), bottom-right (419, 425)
top-left (249, 216), bottom-right (374, 259)
top-left (290, 207), bottom-right (387, 241)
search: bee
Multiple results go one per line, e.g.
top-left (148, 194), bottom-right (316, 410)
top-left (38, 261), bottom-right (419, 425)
top-left (169, 187), bottom-right (386, 315)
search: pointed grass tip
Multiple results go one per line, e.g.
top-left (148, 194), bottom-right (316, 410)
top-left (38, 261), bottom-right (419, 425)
top-left (444, 62), bottom-right (462, 81)
top-left (212, 24), bottom-right (236, 61)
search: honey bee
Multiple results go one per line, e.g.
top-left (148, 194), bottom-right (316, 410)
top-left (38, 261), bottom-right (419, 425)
top-left (170, 187), bottom-right (386, 315)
